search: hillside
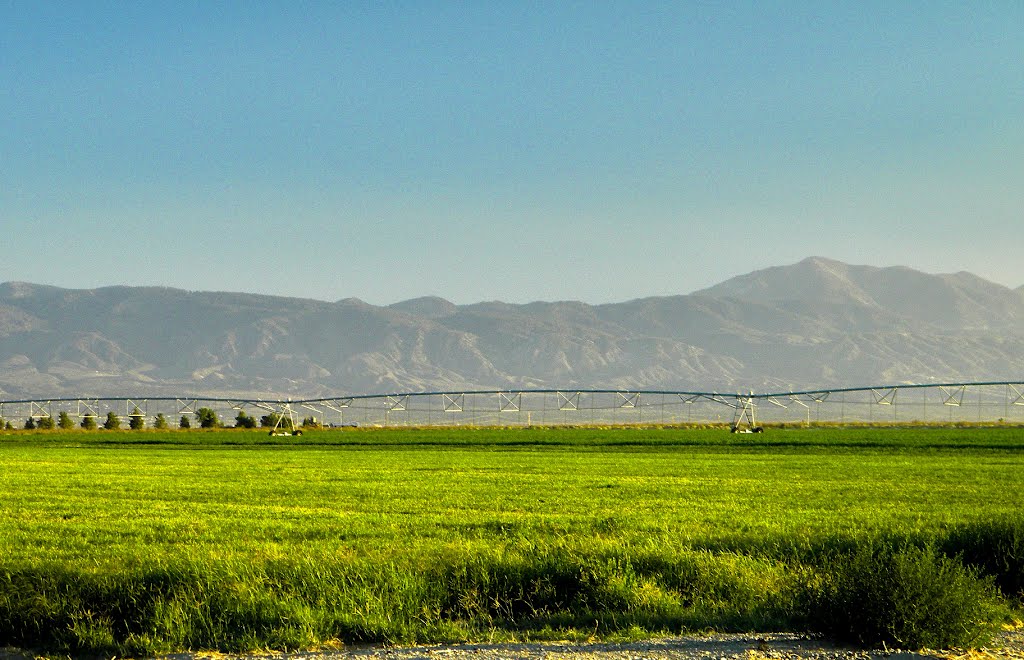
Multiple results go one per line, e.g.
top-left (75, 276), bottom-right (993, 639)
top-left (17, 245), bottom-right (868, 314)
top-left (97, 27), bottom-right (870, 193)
top-left (2, 258), bottom-right (1023, 398)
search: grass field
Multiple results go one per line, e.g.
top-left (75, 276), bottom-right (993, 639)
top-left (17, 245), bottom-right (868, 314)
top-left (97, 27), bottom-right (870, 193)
top-left (0, 425), bottom-right (1022, 655)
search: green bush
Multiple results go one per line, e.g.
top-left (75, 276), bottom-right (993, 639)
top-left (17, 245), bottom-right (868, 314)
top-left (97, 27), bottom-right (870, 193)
top-left (104, 412), bottom-right (121, 430)
top-left (941, 518), bottom-right (1024, 602)
top-left (196, 408), bottom-right (219, 428)
top-left (261, 413), bottom-right (291, 430)
top-left (804, 543), bottom-right (999, 649)
top-left (234, 411), bottom-right (257, 429)
top-left (58, 411), bottom-right (75, 429)
top-left (129, 407), bottom-right (146, 430)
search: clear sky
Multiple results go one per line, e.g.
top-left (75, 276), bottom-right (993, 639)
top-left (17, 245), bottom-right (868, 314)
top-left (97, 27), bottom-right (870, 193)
top-left (2, 1), bottom-right (1022, 304)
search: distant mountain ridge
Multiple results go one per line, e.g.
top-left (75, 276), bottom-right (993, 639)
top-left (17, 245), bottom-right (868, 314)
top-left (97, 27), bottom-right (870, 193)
top-left (2, 257), bottom-right (1023, 399)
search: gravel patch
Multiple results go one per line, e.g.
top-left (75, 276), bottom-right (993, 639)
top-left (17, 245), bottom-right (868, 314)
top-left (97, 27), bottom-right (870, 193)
top-left (3, 630), bottom-right (1021, 660)
top-left (153, 630), bottom-right (1024, 660)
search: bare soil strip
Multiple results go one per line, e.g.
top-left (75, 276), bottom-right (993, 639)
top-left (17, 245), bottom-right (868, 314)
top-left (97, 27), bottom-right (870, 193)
top-left (143, 630), bottom-right (1024, 660)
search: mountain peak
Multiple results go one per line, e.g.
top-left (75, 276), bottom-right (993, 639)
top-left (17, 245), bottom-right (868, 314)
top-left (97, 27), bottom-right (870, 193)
top-left (696, 258), bottom-right (1022, 330)
top-left (696, 257), bottom-right (877, 306)
top-left (389, 296), bottom-right (457, 319)
top-left (799, 255), bottom-right (845, 269)
top-left (336, 296), bottom-right (370, 306)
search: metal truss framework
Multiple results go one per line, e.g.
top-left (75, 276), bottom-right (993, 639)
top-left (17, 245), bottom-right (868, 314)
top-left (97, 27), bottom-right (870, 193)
top-left (2, 381), bottom-right (1024, 428)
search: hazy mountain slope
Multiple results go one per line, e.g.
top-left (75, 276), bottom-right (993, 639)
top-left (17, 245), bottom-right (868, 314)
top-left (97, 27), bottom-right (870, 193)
top-left (437, 300), bottom-right (743, 390)
top-left (0, 284), bottom-right (504, 396)
top-left (1, 258), bottom-right (1023, 398)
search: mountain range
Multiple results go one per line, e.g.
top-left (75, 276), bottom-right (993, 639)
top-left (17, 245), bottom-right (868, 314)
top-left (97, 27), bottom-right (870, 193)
top-left (2, 257), bottom-right (1023, 399)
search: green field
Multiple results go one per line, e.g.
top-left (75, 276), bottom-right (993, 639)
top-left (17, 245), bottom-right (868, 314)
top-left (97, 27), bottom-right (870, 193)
top-left (1, 426), bottom-right (1022, 655)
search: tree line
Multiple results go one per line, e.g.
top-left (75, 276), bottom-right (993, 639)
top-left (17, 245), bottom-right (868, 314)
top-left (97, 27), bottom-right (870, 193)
top-left (0, 407), bottom-right (322, 431)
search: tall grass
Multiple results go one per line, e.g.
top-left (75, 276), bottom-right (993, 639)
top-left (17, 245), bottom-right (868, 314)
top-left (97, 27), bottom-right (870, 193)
top-left (0, 536), bottom-right (1013, 655)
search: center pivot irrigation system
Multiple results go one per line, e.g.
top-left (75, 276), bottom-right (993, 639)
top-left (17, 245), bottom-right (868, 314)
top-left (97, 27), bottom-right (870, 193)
top-left (2, 381), bottom-right (1024, 430)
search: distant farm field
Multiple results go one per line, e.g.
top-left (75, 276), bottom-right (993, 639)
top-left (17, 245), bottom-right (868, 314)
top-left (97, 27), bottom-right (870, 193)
top-left (1, 426), bottom-right (1022, 655)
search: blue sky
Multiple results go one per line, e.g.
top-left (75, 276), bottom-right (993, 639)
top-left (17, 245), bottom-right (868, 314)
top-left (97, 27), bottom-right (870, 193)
top-left (2, 1), bottom-right (1022, 304)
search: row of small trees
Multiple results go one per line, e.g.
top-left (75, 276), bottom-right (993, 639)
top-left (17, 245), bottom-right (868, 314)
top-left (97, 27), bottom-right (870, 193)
top-left (0, 408), bottom-right (322, 431)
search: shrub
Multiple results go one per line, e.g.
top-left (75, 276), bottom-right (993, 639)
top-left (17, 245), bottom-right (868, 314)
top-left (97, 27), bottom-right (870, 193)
top-left (103, 412), bottom-right (120, 431)
top-left (196, 408), bottom-right (219, 429)
top-left (128, 407), bottom-right (145, 430)
top-left (58, 411), bottom-right (75, 429)
top-left (234, 411), bottom-right (257, 429)
top-left (261, 413), bottom-right (291, 430)
top-left (941, 518), bottom-right (1024, 601)
top-left (804, 543), bottom-right (999, 649)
